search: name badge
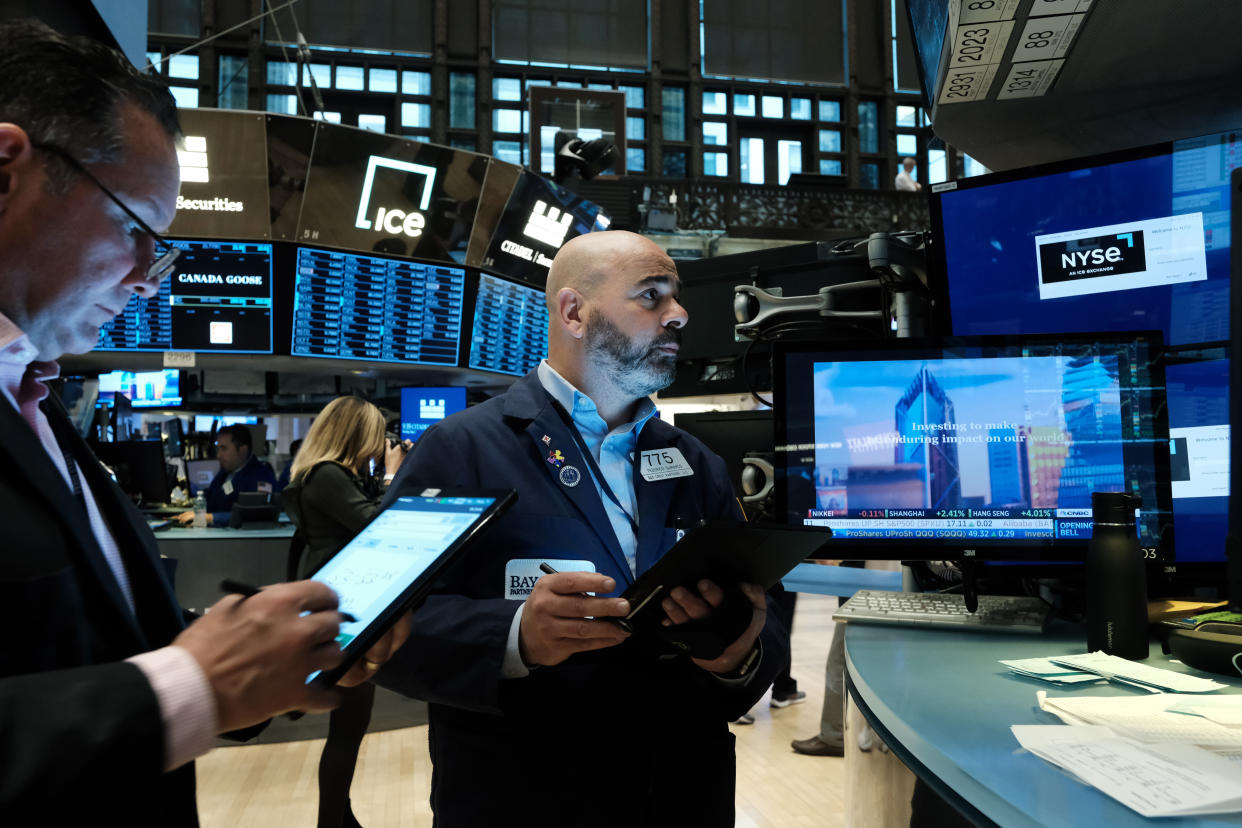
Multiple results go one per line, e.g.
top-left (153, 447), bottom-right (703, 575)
top-left (639, 447), bottom-right (694, 482)
top-left (222, 480), bottom-right (234, 496)
top-left (504, 559), bottom-right (596, 600)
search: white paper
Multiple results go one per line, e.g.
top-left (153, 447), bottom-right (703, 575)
top-left (1050, 652), bottom-right (1228, 693)
top-left (1012, 725), bottom-right (1242, 817)
top-left (1037, 692), bottom-right (1242, 751)
top-left (1167, 697), bottom-right (1242, 728)
top-left (1000, 657), bottom-right (1102, 684)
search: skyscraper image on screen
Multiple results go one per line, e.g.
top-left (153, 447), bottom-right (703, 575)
top-left (775, 336), bottom-right (1171, 559)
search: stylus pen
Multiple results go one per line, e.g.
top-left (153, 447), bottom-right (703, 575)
top-left (538, 563), bottom-right (634, 633)
top-left (219, 578), bottom-right (357, 623)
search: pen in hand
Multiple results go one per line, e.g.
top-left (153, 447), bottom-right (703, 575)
top-left (218, 578), bottom-right (358, 623)
top-left (538, 563), bottom-right (633, 632)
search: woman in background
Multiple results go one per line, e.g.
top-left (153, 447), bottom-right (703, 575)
top-left (284, 396), bottom-right (409, 828)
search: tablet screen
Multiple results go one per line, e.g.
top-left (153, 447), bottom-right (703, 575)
top-left (307, 493), bottom-right (505, 683)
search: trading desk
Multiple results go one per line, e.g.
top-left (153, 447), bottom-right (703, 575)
top-left (844, 623), bottom-right (1242, 827)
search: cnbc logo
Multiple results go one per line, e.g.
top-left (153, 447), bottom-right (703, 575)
top-left (354, 155), bottom-right (438, 239)
top-left (1038, 230), bottom-right (1147, 284)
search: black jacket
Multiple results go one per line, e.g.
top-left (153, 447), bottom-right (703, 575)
top-left (0, 396), bottom-right (196, 826)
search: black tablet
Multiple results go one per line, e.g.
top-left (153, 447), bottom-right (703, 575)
top-left (618, 521), bottom-right (831, 659)
top-left (307, 489), bottom-right (516, 686)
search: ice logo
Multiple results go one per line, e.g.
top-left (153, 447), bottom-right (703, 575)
top-left (354, 156), bottom-right (438, 239)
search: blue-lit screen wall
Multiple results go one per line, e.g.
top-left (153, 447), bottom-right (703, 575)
top-left (291, 247), bottom-right (464, 365)
top-left (468, 273), bottom-right (548, 376)
top-left (935, 132), bottom-right (1240, 564)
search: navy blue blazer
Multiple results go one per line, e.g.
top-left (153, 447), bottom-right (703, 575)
top-left (203, 454), bottom-right (276, 523)
top-left (377, 370), bottom-right (786, 827)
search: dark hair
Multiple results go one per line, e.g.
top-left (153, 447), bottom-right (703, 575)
top-left (217, 424), bottom-right (253, 451)
top-left (0, 18), bottom-right (181, 187)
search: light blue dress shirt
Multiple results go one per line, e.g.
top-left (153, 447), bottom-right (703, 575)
top-left (536, 360), bottom-right (658, 577)
top-left (501, 362), bottom-right (658, 678)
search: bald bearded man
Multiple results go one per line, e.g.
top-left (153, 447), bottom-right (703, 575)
top-left (378, 231), bottom-right (787, 827)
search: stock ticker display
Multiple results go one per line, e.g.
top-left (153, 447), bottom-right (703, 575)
top-left (96, 239), bottom-right (274, 353)
top-left (468, 274), bottom-right (548, 376)
top-left (291, 247), bottom-right (464, 365)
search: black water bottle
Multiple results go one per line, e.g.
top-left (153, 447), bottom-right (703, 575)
top-left (1086, 492), bottom-right (1149, 659)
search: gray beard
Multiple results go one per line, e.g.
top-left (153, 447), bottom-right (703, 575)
top-left (584, 314), bottom-right (679, 399)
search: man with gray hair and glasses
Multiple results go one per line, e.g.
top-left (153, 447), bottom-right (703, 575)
top-left (0, 18), bottom-right (402, 825)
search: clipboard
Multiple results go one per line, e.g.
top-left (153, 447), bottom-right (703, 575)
top-left (619, 521), bottom-right (832, 659)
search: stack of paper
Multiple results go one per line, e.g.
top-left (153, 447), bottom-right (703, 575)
top-left (1036, 692), bottom-right (1242, 754)
top-left (1049, 652), bottom-right (1229, 693)
top-left (999, 657), bottom-right (1103, 685)
top-left (1012, 725), bottom-right (1242, 818)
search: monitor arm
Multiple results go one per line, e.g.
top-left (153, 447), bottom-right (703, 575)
top-left (732, 232), bottom-right (931, 341)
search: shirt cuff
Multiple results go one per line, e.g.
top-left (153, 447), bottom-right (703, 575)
top-left (127, 646), bottom-right (219, 771)
top-left (501, 603), bottom-right (531, 679)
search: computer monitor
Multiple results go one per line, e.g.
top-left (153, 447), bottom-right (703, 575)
top-left (467, 273), bottom-right (548, 376)
top-left (95, 239), bottom-right (274, 353)
top-left (94, 440), bottom-right (173, 504)
top-left (185, 458), bottom-right (220, 494)
top-left (932, 130), bottom-right (1239, 571)
top-left (400, 387), bottom-right (467, 443)
top-left (291, 245), bottom-right (465, 365)
top-left (673, 410), bottom-right (774, 502)
top-left (161, 417), bottom-right (184, 458)
top-left (96, 370), bottom-right (182, 408)
top-left (773, 335), bottom-right (1173, 562)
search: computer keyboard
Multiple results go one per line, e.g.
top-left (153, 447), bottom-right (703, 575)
top-left (833, 589), bottom-right (1051, 634)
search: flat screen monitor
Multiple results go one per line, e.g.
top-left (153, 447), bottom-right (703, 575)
top-left (932, 131), bottom-right (1240, 567)
top-left (97, 370), bottom-right (182, 408)
top-left (95, 239), bottom-right (274, 353)
top-left (467, 273), bottom-right (548, 376)
top-left (400, 387), bottom-right (467, 443)
top-left (673, 410), bottom-right (773, 502)
top-left (291, 246), bottom-right (465, 365)
top-left (185, 458), bottom-right (219, 494)
top-left (94, 440), bottom-right (173, 504)
top-left (773, 335), bottom-right (1173, 561)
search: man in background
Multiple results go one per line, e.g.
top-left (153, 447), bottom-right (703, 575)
top-left (895, 156), bottom-right (922, 191)
top-left (0, 19), bottom-right (402, 824)
top-left (192, 423), bottom-right (278, 525)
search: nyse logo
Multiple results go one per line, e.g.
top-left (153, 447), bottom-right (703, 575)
top-left (419, 398), bottom-right (447, 420)
top-left (178, 135), bottom-right (209, 183)
top-left (522, 201), bottom-right (574, 249)
top-left (1038, 231), bottom-right (1147, 284)
top-left (354, 155), bottom-right (438, 239)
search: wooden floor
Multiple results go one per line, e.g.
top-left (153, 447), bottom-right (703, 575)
top-left (197, 593), bottom-right (908, 827)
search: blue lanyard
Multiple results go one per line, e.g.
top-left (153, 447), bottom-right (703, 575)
top-left (549, 400), bottom-right (641, 538)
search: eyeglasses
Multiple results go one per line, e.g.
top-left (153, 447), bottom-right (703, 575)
top-left (31, 142), bottom-right (180, 282)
